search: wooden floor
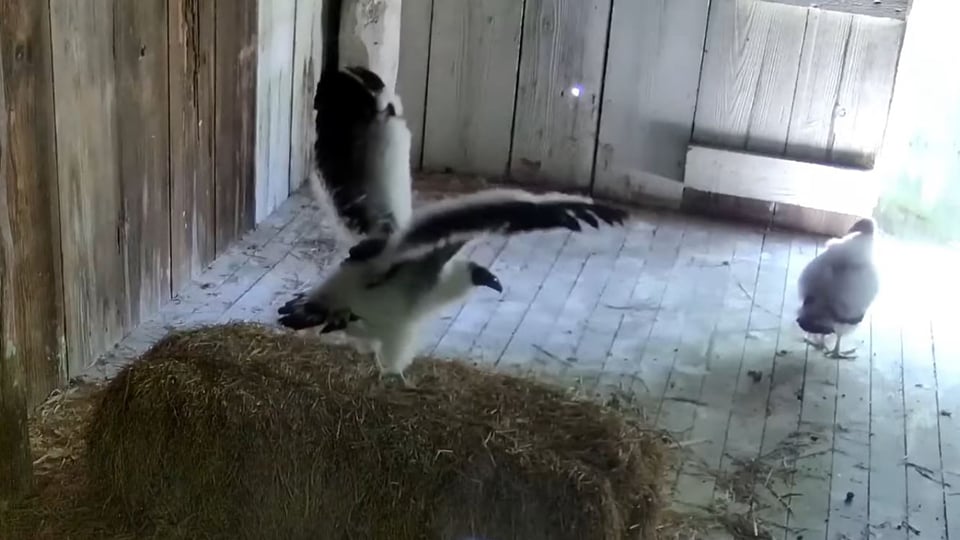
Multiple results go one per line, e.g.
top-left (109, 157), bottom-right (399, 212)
top-left (85, 187), bottom-right (960, 540)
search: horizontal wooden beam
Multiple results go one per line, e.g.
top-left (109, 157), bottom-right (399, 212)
top-left (683, 145), bottom-right (879, 217)
top-left (763, 0), bottom-right (911, 21)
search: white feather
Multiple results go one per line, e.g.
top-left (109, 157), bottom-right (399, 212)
top-left (363, 115), bottom-right (413, 232)
top-left (797, 227), bottom-right (879, 336)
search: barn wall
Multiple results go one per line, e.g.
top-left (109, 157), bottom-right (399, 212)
top-left (0, 0), bottom-right (325, 422)
top-left (255, 0), bottom-right (325, 223)
top-left (401, 0), bottom-right (907, 221)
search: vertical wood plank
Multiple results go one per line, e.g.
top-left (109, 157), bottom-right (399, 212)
top-left (115, 0), bottom-right (172, 326)
top-left (215, 0), bottom-right (258, 253)
top-left (693, 0), bottom-right (806, 153)
top-left (289, 0), bottom-right (324, 193)
top-left (255, 0), bottom-right (297, 223)
top-left (169, 0), bottom-right (217, 294)
top-left (693, 0), bottom-right (773, 148)
top-left (422, 0), bottom-right (523, 177)
top-left (509, 0), bottom-right (611, 190)
top-left (830, 16), bottom-right (904, 168)
top-left (743, 1), bottom-right (805, 155)
top-left (593, 0), bottom-right (709, 207)
top-left (0, 25), bottom-right (32, 499)
top-left (339, 0), bottom-right (403, 93)
top-left (49, 0), bottom-right (125, 376)
top-left (0, 0), bottom-right (66, 407)
top-left (785, 9), bottom-right (851, 163)
top-left (396, 0), bottom-right (432, 168)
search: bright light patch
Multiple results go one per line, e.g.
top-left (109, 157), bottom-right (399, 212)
top-left (569, 85), bottom-right (582, 98)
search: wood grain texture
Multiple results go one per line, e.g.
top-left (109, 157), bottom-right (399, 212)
top-left (0, 0), bottom-right (66, 408)
top-left (115, 0), bottom-right (172, 327)
top-left (785, 9), bottom-right (852, 162)
top-left (169, 0), bottom-right (217, 294)
top-left (743, 1), bottom-right (806, 155)
top-left (49, 0), bottom-right (125, 376)
top-left (694, 0), bottom-right (773, 148)
top-left (592, 0), bottom-right (710, 207)
top-left (767, 0), bottom-right (910, 20)
top-left (396, 0), bottom-right (432, 169)
top-left (215, 0), bottom-right (258, 253)
top-left (0, 23), bottom-right (33, 498)
top-left (422, 0), bottom-right (523, 176)
top-left (255, 0), bottom-right (297, 223)
top-left (509, 0), bottom-right (611, 189)
top-left (693, 0), bottom-right (806, 153)
top-left (684, 145), bottom-right (878, 216)
top-left (830, 16), bottom-right (904, 168)
top-left (339, 0), bottom-right (403, 92)
top-left (289, 0), bottom-right (324, 193)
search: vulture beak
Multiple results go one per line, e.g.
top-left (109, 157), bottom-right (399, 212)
top-left (470, 264), bottom-right (503, 293)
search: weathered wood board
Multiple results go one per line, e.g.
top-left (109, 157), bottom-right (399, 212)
top-left (694, 0), bottom-right (904, 168)
top-left (49, 0), bottom-right (126, 376)
top-left (593, 0), bottom-right (711, 207)
top-left (0, 0), bottom-right (66, 408)
top-left (0, 13), bottom-right (32, 497)
top-left (829, 15), bottom-right (904, 168)
top-left (215, 0), bottom-right (258, 253)
top-left (785, 8), bottom-right (852, 163)
top-left (684, 145), bottom-right (878, 216)
top-left (289, 0), bottom-right (325, 193)
top-left (767, 0), bottom-right (910, 20)
top-left (169, 0), bottom-right (217, 294)
top-left (509, 0), bottom-right (612, 190)
top-left (115, 0), bottom-right (172, 327)
top-left (422, 0), bottom-right (523, 177)
top-left (338, 0), bottom-right (403, 93)
top-left (396, 0), bottom-right (432, 168)
top-left (693, 0), bottom-right (807, 153)
top-left (255, 0), bottom-right (297, 223)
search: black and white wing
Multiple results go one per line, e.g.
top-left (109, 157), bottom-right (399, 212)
top-left (312, 66), bottom-right (413, 238)
top-left (347, 188), bottom-right (630, 263)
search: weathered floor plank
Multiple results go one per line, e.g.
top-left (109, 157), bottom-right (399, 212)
top-left (782, 237), bottom-right (839, 539)
top-left (76, 184), bottom-right (960, 536)
top-left (868, 277), bottom-right (909, 536)
top-left (672, 224), bottom-right (764, 509)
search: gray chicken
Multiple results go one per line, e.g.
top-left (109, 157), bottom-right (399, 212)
top-left (796, 218), bottom-right (880, 359)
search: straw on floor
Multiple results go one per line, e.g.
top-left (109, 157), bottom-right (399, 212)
top-left (9, 322), bottom-right (669, 539)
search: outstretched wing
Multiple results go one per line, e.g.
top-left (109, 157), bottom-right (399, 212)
top-left (313, 66), bottom-right (410, 236)
top-left (377, 189), bottom-right (629, 262)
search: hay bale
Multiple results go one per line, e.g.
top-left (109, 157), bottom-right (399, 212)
top-left (85, 323), bottom-right (665, 539)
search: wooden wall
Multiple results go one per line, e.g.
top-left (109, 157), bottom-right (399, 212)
top-left (256, 0), bottom-right (325, 223)
top-left (399, 0), bottom-right (907, 216)
top-left (0, 0), bottom-right (325, 428)
top-left (693, 1), bottom-right (904, 168)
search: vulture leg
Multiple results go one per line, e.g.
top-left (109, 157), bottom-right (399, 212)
top-left (826, 335), bottom-right (858, 359)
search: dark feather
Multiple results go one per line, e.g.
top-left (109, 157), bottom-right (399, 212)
top-left (277, 293), bottom-right (360, 332)
top-left (312, 66), bottom-right (388, 235)
top-left (399, 194), bottom-right (628, 254)
top-left (344, 66), bottom-right (386, 93)
top-left (347, 236), bottom-right (390, 262)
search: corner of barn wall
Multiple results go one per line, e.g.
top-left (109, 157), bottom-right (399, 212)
top-left (252, 0), bottom-right (404, 226)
